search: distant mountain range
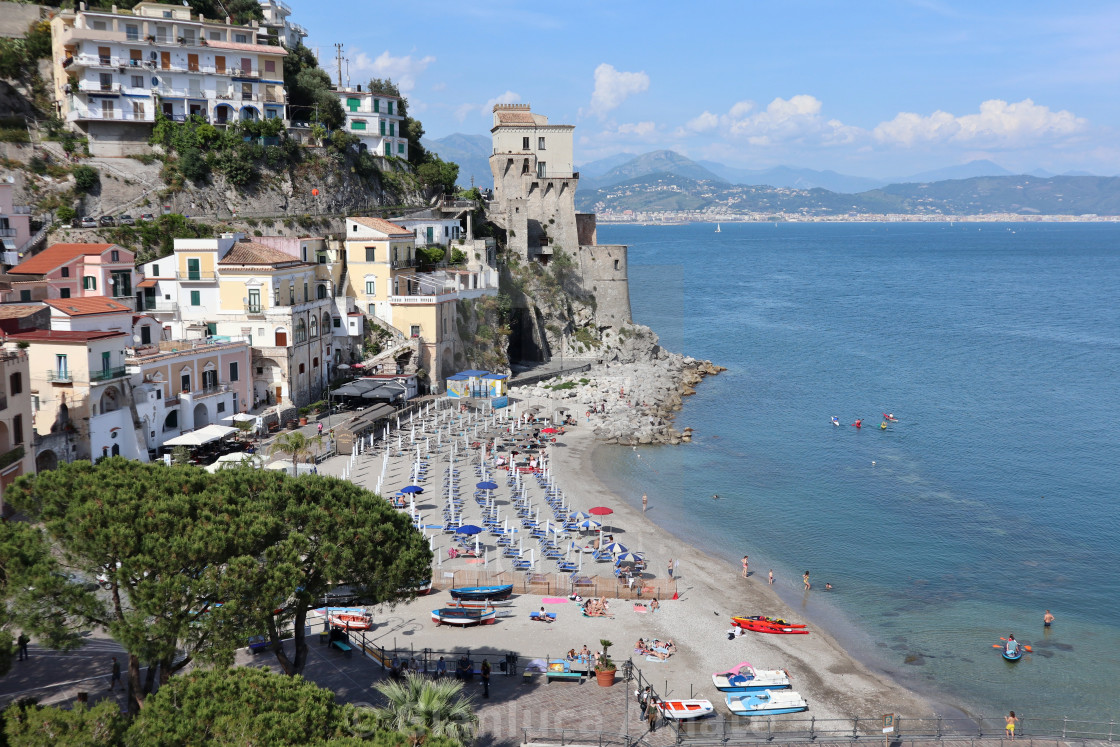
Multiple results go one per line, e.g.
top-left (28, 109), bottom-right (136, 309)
top-left (421, 136), bottom-right (1117, 215)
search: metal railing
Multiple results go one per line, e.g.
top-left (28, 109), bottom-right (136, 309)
top-left (46, 370), bottom-right (72, 383)
top-left (89, 366), bottom-right (127, 382)
top-left (521, 729), bottom-right (631, 746)
top-left (68, 109), bottom-right (154, 122)
top-left (0, 228), bottom-right (15, 237)
top-left (176, 270), bottom-right (216, 281)
top-left (192, 383), bottom-right (229, 398)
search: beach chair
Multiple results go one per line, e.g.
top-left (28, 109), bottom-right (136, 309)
top-left (512, 559), bottom-right (532, 571)
top-left (558, 561), bottom-right (578, 573)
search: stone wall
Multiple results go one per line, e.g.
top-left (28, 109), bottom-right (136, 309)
top-left (574, 243), bottom-right (631, 328)
top-left (0, 2), bottom-right (43, 38)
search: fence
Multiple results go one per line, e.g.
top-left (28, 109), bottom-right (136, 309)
top-left (429, 569), bottom-right (677, 601)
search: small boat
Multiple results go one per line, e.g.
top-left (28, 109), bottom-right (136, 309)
top-left (657, 699), bottom-right (715, 720)
top-left (736, 615), bottom-right (806, 628)
top-left (449, 584), bottom-right (513, 601)
top-left (410, 578), bottom-right (433, 596)
top-left (446, 598), bottom-right (513, 609)
top-left (712, 662), bottom-right (791, 692)
top-left (726, 689), bottom-right (809, 716)
top-left (431, 607), bottom-right (497, 626)
top-left (831, 416), bottom-right (840, 427)
top-left (328, 610), bottom-right (373, 630)
top-left (715, 224), bottom-right (721, 233)
top-left (1002, 642), bottom-right (1024, 661)
top-left (732, 617), bottom-right (809, 635)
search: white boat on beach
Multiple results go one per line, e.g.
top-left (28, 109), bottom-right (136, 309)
top-left (725, 689), bottom-right (808, 716)
top-left (657, 699), bottom-right (715, 720)
top-left (712, 662), bottom-right (791, 692)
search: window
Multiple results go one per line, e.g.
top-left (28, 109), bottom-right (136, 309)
top-left (216, 401), bottom-right (226, 413)
top-left (56, 354), bottom-right (68, 377)
top-left (151, 264), bottom-right (159, 277)
top-left (187, 53), bottom-right (198, 72)
top-left (351, 120), bottom-right (366, 131)
top-left (206, 322), bottom-right (217, 336)
top-left (333, 317), bottom-right (341, 328)
top-left (60, 288), bottom-right (71, 299)
top-left (234, 33), bottom-right (248, 43)
top-left (614, 259), bottom-right (620, 270)
top-left (313, 357), bottom-right (318, 368)
top-left (140, 325), bottom-right (151, 345)
top-left (522, 136), bottom-right (530, 150)
top-left (379, 120), bottom-right (385, 136)
top-left (131, 74), bottom-right (144, 89)
top-left (31, 395), bottom-right (39, 413)
top-left (181, 373), bottom-right (190, 392)
top-left (265, 60), bottom-right (275, 73)
top-left (13, 414), bottom-right (23, 445)
top-left (126, 24), bottom-right (139, 41)
top-left (367, 303), bottom-right (375, 315)
top-left (384, 142), bottom-right (390, 156)
top-left (365, 247), bottom-right (376, 262)
top-left (229, 361), bottom-right (239, 381)
top-left (410, 325), bottom-right (420, 338)
top-left (389, 123), bottom-right (395, 136)
top-left (9, 372), bottom-right (22, 395)
top-left (99, 73), bottom-right (113, 92)
top-left (347, 97), bottom-right (359, 112)
top-left (309, 316), bottom-right (318, 338)
top-left (210, 31), bottom-right (222, 41)
top-left (387, 101), bottom-right (393, 115)
top-left (373, 99), bottom-right (380, 113)
top-left (61, 267), bottom-right (69, 278)
top-left (19, 290), bottom-right (30, 302)
top-left (303, 281), bottom-right (308, 301)
top-left (190, 290), bottom-right (201, 306)
top-left (187, 257), bottom-right (200, 280)
top-left (298, 363), bottom-right (305, 374)
top-left (202, 369), bottom-right (218, 390)
top-left (398, 143), bottom-right (405, 154)
top-left (288, 284), bottom-right (295, 305)
top-left (316, 284), bottom-right (327, 299)
top-left (537, 162), bottom-right (547, 178)
top-left (365, 280), bottom-right (376, 295)
top-left (294, 319), bottom-right (306, 343)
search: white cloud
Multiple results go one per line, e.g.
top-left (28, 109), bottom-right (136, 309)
top-left (718, 95), bottom-right (861, 147)
top-left (615, 121), bottom-right (657, 138)
top-left (682, 111), bottom-right (719, 134)
top-left (349, 51), bottom-right (435, 93)
top-left (587, 64), bottom-right (650, 118)
top-left (874, 99), bottom-right (1088, 147)
top-left (454, 91), bottom-right (521, 122)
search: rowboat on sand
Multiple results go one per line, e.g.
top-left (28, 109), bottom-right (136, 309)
top-left (712, 662), bottom-right (791, 692)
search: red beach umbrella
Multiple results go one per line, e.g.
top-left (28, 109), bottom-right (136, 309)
top-left (589, 507), bottom-right (613, 516)
top-left (541, 427), bottom-right (559, 434)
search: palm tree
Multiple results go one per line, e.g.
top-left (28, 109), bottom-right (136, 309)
top-left (373, 673), bottom-right (478, 746)
top-left (268, 431), bottom-right (322, 476)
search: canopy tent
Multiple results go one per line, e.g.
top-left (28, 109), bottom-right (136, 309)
top-left (205, 452), bottom-right (266, 473)
top-left (220, 413), bottom-right (257, 423)
top-left (332, 384), bottom-right (367, 397)
top-left (163, 424), bottom-right (237, 447)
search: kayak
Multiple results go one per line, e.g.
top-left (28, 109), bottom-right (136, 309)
top-left (732, 617), bottom-right (810, 635)
top-left (1002, 644), bottom-right (1024, 661)
top-left (735, 615), bottom-right (806, 628)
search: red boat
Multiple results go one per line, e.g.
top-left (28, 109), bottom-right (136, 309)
top-left (732, 617), bottom-right (810, 634)
top-left (736, 615), bottom-right (807, 628)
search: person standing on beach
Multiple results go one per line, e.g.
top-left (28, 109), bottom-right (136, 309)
top-left (1044, 610), bottom-right (1054, 628)
top-left (741, 556), bottom-right (749, 578)
top-left (803, 571), bottom-right (811, 590)
top-left (768, 569), bottom-right (774, 585)
top-left (667, 559), bottom-right (674, 579)
top-left (642, 493), bottom-right (648, 512)
top-left (481, 659), bottom-right (491, 698)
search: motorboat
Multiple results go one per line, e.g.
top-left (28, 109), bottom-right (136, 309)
top-left (327, 609), bottom-right (373, 630)
top-left (449, 584), bottom-right (513, 601)
top-left (725, 689), bottom-right (809, 716)
top-left (712, 662), bottom-right (791, 692)
top-left (431, 607), bottom-right (497, 626)
top-left (657, 699), bottom-right (715, 720)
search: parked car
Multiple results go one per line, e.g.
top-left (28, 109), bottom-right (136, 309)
top-left (99, 215), bottom-right (115, 226)
top-left (118, 214), bottom-right (135, 225)
top-left (139, 213), bottom-right (155, 221)
top-left (79, 216), bottom-right (97, 228)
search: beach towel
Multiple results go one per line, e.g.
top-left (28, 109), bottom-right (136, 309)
top-left (645, 655), bottom-right (669, 663)
top-left (633, 605), bottom-right (650, 613)
top-left (541, 597), bottom-right (569, 604)
top-left (464, 558), bottom-right (485, 564)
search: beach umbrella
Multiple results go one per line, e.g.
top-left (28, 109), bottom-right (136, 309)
top-left (590, 506), bottom-right (614, 535)
top-left (603, 542), bottom-right (628, 555)
top-left (401, 485), bottom-right (424, 494)
top-left (569, 511), bottom-right (592, 522)
top-left (541, 427), bottom-right (558, 434)
top-left (576, 519), bottom-right (601, 531)
top-left (615, 551), bottom-right (643, 564)
top-left (476, 481), bottom-right (499, 491)
top-left (455, 525), bottom-right (483, 535)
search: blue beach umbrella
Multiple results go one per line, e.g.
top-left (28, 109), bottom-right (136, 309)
top-left (615, 551), bottom-right (643, 564)
top-left (569, 511), bottom-right (592, 522)
top-left (603, 542), bottom-right (628, 556)
top-left (400, 485), bottom-right (424, 494)
top-left (476, 481), bottom-right (499, 490)
top-left (576, 519), bottom-right (601, 531)
top-left (455, 524), bottom-right (483, 535)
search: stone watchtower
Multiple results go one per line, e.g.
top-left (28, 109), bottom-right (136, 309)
top-left (487, 104), bottom-right (631, 327)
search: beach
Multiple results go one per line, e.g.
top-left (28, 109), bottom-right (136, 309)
top-left (325, 393), bottom-right (957, 728)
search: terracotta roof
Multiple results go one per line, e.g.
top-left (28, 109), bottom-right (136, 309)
top-left (5, 329), bottom-right (127, 342)
top-left (349, 217), bottom-right (412, 237)
top-left (45, 297), bottom-right (133, 316)
top-left (494, 110), bottom-right (536, 125)
top-left (219, 241), bottom-right (312, 267)
top-left (137, 278), bottom-right (159, 288)
top-left (10, 244), bottom-right (116, 276)
top-left (0, 304), bottom-right (44, 320)
top-left (206, 40), bottom-right (288, 56)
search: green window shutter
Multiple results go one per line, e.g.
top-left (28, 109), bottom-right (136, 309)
top-left (373, 99), bottom-right (379, 113)
top-left (389, 123), bottom-right (394, 136)
top-left (347, 98), bottom-right (359, 112)
top-left (206, 322), bottom-right (217, 336)
top-left (351, 120), bottom-right (366, 131)
top-left (384, 142), bottom-right (390, 156)
top-left (190, 290), bottom-right (201, 306)
top-left (379, 121), bottom-right (385, 135)
top-left (387, 101), bottom-right (393, 115)
top-left (398, 143), bottom-right (404, 154)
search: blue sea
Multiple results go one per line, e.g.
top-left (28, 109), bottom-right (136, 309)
top-left (592, 222), bottom-right (1120, 720)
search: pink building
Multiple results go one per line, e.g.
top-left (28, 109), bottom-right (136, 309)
top-left (0, 176), bottom-right (32, 265)
top-left (8, 243), bottom-right (137, 307)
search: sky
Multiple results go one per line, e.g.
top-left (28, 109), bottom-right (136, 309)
top-left (292, 0), bottom-right (1120, 178)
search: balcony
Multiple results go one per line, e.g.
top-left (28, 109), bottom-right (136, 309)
top-left (90, 365), bottom-right (128, 382)
top-left (140, 300), bottom-right (179, 314)
top-left (10, 205), bottom-right (31, 215)
top-left (0, 228), bottom-right (15, 238)
top-left (0, 445), bottom-right (25, 472)
top-left (46, 369), bottom-right (73, 383)
top-left (67, 108), bottom-right (155, 123)
top-left (189, 383), bottom-right (229, 399)
top-left (244, 301), bottom-right (264, 317)
top-left (390, 259), bottom-right (418, 270)
top-left (77, 81), bottom-right (122, 94)
top-left (176, 270), bottom-right (216, 281)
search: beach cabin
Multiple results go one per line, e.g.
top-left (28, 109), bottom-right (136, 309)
top-left (446, 370), bottom-right (510, 408)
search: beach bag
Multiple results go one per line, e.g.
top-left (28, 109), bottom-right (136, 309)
top-left (727, 631), bottom-right (736, 640)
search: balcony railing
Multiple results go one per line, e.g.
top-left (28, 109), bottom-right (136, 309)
top-left (0, 228), bottom-right (16, 238)
top-left (0, 445), bottom-right (25, 471)
top-left (90, 365), bottom-right (128, 382)
top-left (244, 302), bottom-right (264, 315)
top-left (10, 205), bottom-right (31, 214)
top-left (194, 383), bottom-right (229, 398)
top-left (68, 108), bottom-right (154, 123)
top-left (176, 270), bottom-right (216, 281)
top-left (46, 369), bottom-right (72, 383)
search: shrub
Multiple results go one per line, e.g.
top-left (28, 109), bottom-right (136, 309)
top-left (56, 205), bottom-right (76, 225)
top-left (71, 165), bottom-right (100, 193)
top-left (179, 148), bottom-right (210, 182)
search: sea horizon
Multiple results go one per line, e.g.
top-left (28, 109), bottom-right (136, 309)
top-left (592, 221), bottom-right (1120, 721)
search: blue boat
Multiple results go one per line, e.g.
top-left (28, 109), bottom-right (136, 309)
top-left (712, 662), bottom-right (791, 693)
top-left (725, 689), bottom-right (809, 716)
top-left (1002, 641), bottom-right (1024, 661)
top-left (449, 584), bottom-right (513, 601)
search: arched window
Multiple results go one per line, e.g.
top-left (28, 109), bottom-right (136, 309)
top-left (323, 312), bottom-right (331, 334)
top-left (309, 316), bottom-right (318, 338)
top-left (294, 318), bottom-right (307, 343)
top-left (317, 284), bottom-right (327, 299)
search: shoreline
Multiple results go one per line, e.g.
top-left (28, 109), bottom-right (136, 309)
top-left (531, 406), bottom-right (965, 720)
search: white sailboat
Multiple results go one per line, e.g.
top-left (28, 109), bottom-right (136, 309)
top-left (715, 223), bottom-right (721, 233)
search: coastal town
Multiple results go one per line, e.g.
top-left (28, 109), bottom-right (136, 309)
top-left (0, 1), bottom-right (1113, 745)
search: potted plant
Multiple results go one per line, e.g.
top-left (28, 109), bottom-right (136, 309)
top-left (594, 639), bottom-right (616, 687)
top-left (298, 406), bottom-right (310, 426)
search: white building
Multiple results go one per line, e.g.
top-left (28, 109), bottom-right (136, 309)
top-left (391, 209), bottom-right (462, 248)
top-left (256, 0), bottom-right (307, 49)
top-left (50, 2), bottom-right (289, 155)
top-left (336, 86), bottom-right (408, 158)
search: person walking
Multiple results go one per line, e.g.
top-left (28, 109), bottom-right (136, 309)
top-left (768, 569), bottom-right (774, 585)
top-left (17, 632), bottom-right (29, 661)
top-left (481, 659), bottom-right (491, 698)
top-left (317, 421), bottom-right (323, 436)
top-left (108, 656), bottom-right (122, 691)
top-left (667, 559), bottom-right (674, 579)
top-left (803, 571), bottom-right (811, 590)
top-left (741, 556), bottom-right (749, 578)
top-left (647, 697), bottom-right (659, 732)
top-left (642, 493), bottom-right (648, 512)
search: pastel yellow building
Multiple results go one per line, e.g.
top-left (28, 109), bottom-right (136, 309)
top-left (343, 217), bottom-right (416, 325)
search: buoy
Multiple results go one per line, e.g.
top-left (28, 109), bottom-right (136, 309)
top-left (312, 188), bottom-right (319, 196)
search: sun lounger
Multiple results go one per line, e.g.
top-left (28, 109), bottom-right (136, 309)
top-left (528, 611), bottom-right (556, 622)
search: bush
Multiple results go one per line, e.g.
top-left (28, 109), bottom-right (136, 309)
top-left (179, 148), bottom-right (210, 182)
top-left (56, 205), bottom-right (76, 225)
top-left (71, 165), bottom-right (100, 193)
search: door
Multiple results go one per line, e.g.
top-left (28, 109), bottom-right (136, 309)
top-left (426, 227), bottom-right (434, 244)
top-left (187, 53), bottom-right (198, 72)
top-left (140, 325), bottom-right (151, 345)
top-left (275, 330), bottom-right (287, 346)
top-left (160, 51), bottom-right (170, 70)
top-left (240, 57), bottom-right (251, 74)
top-left (98, 46), bottom-right (111, 64)
top-left (215, 55), bottom-right (225, 74)
top-left (101, 351), bottom-right (112, 373)
top-left (247, 288), bottom-right (260, 312)
top-left (275, 386), bottom-right (282, 404)
top-left (187, 258), bottom-right (200, 280)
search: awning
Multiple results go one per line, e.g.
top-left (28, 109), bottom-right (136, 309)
top-left (163, 423), bottom-right (237, 447)
top-left (137, 279), bottom-right (159, 288)
top-left (346, 403), bottom-right (396, 431)
top-left (332, 384), bottom-right (366, 397)
top-left (221, 413), bottom-right (257, 423)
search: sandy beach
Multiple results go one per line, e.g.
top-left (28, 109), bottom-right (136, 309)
top-left (318, 393), bottom-right (960, 728)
